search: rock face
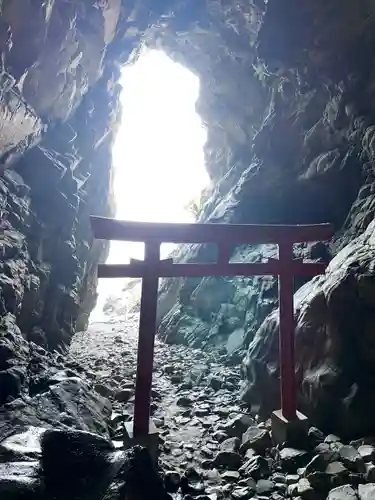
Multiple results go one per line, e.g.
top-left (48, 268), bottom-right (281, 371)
top-left (2, 0), bottom-right (375, 442)
top-left (0, 0), bottom-right (151, 405)
top-left (241, 220), bottom-right (375, 438)
top-left (154, 1), bottom-right (375, 436)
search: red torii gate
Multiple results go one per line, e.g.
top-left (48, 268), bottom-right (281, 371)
top-left (91, 216), bottom-right (333, 439)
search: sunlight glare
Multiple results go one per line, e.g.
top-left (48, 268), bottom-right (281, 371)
top-left (91, 50), bottom-right (208, 321)
top-left (109, 49), bottom-right (208, 263)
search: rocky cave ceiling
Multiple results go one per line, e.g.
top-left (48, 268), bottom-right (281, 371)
top-left (2, 0), bottom-right (375, 438)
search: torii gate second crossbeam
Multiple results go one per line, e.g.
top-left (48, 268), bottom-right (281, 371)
top-left (91, 216), bottom-right (333, 439)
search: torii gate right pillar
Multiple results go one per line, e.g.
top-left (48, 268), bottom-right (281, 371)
top-left (271, 242), bottom-right (309, 446)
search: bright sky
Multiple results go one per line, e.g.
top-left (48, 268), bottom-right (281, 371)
top-left (108, 49), bottom-right (209, 264)
top-left (91, 50), bottom-right (209, 320)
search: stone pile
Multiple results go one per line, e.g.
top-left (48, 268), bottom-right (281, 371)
top-left (2, 313), bottom-right (375, 499)
top-left (69, 315), bottom-right (375, 500)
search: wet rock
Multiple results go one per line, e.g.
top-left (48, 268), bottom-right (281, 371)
top-left (0, 461), bottom-right (42, 499)
top-left (358, 445), bottom-right (375, 462)
top-left (181, 478), bottom-right (205, 496)
top-left (365, 464), bottom-right (375, 483)
top-left (201, 446), bottom-right (214, 458)
top-left (208, 375), bottom-right (222, 391)
top-left (306, 471), bottom-right (330, 491)
top-left (177, 396), bottom-right (193, 407)
top-left (171, 374), bottom-right (184, 384)
top-left (325, 435), bottom-right (342, 444)
top-left (0, 426), bottom-right (44, 461)
top-left (115, 389), bottom-right (133, 403)
top-left (325, 462), bottom-right (348, 477)
top-left (279, 448), bottom-right (308, 472)
top-left (41, 429), bottom-right (116, 499)
top-left (95, 383), bottom-right (113, 398)
top-left (213, 431), bottom-right (228, 443)
top-left (0, 378), bottom-right (111, 436)
top-left (359, 484), bottom-right (375, 500)
top-left (213, 451), bottom-right (242, 470)
top-left (222, 470), bottom-right (240, 482)
top-left (241, 427), bottom-right (271, 454)
top-left (185, 466), bottom-right (201, 481)
top-left (164, 365), bottom-right (175, 375)
top-left (223, 415), bottom-right (254, 438)
top-left (239, 455), bottom-right (270, 479)
top-left (338, 446), bottom-right (365, 472)
top-left (0, 368), bottom-right (24, 404)
top-left (220, 437), bottom-right (241, 453)
top-left (308, 428), bottom-right (326, 446)
top-left (256, 479), bottom-right (275, 494)
top-left (165, 471), bottom-right (181, 493)
top-left (304, 455), bottom-right (326, 475)
top-left (327, 485), bottom-right (358, 500)
top-left (286, 475), bottom-right (300, 485)
top-left (296, 478), bottom-right (316, 500)
top-left (232, 486), bottom-right (254, 499)
top-left (272, 473), bottom-right (286, 484)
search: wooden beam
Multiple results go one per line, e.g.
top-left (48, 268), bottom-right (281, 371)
top-left (97, 261), bottom-right (328, 279)
top-left (91, 216), bottom-right (334, 245)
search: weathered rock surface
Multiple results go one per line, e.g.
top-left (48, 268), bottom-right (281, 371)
top-left (3, 0), bottom-right (375, 475)
top-left (48, 316), bottom-right (375, 499)
top-left (241, 220), bottom-right (375, 437)
top-left (151, 0), bottom-right (375, 437)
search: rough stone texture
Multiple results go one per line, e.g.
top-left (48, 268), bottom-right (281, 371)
top-left (2, 0), bottom-right (375, 446)
top-left (152, 1), bottom-right (375, 438)
top-left (241, 220), bottom-right (375, 438)
top-left (0, 0), bottom-right (154, 406)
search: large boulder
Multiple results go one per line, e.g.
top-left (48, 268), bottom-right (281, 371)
top-left (241, 220), bottom-right (375, 438)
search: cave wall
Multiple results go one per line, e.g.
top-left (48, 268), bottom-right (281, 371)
top-left (154, 0), bottom-right (375, 434)
top-left (0, 0), bottom-right (161, 404)
top-left (2, 0), bottom-right (375, 435)
top-left (158, 0), bottom-right (375, 349)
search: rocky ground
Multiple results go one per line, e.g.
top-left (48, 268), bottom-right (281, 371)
top-left (3, 313), bottom-right (375, 500)
top-left (70, 315), bottom-right (375, 500)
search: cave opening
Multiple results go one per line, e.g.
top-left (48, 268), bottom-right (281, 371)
top-left (92, 49), bottom-right (209, 321)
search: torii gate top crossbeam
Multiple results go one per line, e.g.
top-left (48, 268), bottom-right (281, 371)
top-left (91, 216), bottom-right (333, 245)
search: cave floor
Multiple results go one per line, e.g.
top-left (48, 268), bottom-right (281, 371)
top-left (68, 315), bottom-right (375, 500)
top-left (70, 314), bottom-right (246, 492)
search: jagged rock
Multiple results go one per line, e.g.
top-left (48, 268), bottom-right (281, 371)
top-left (241, 220), bottom-right (375, 436)
top-left (177, 396), bottom-right (193, 407)
top-left (114, 389), bottom-right (133, 403)
top-left (223, 414), bottom-right (255, 438)
top-left (0, 378), bottom-right (111, 436)
top-left (339, 446), bottom-right (365, 473)
top-left (4, 1), bottom-right (375, 495)
top-left (256, 479), bottom-right (275, 494)
top-left (358, 445), bottom-right (375, 462)
top-left (328, 485), bottom-right (358, 500)
top-left (221, 470), bottom-right (240, 482)
top-left (240, 427), bottom-right (271, 454)
top-left (220, 437), bottom-right (241, 453)
top-left (306, 471), bottom-right (331, 492)
top-left (366, 464), bottom-right (375, 483)
top-left (213, 451), bottom-right (242, 470)
top-left (239, 455), bottom-right (270, 479)
top-left (358, 485), bottom-right (375, 500)
top-left (279, 449), bottom-right (309, 472)
top-left (296, 478), bottom-right (315, 500)
top-left (0, 461), bottom-right (42, 499)
top-left (164, 471), bottom-right (181, 493)
top-left (95, 383), bottom-right (113, 398)
top-left (325, 462), bottom-right (348, 477)
top-left (232, 486), bottom-right (254, 500)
